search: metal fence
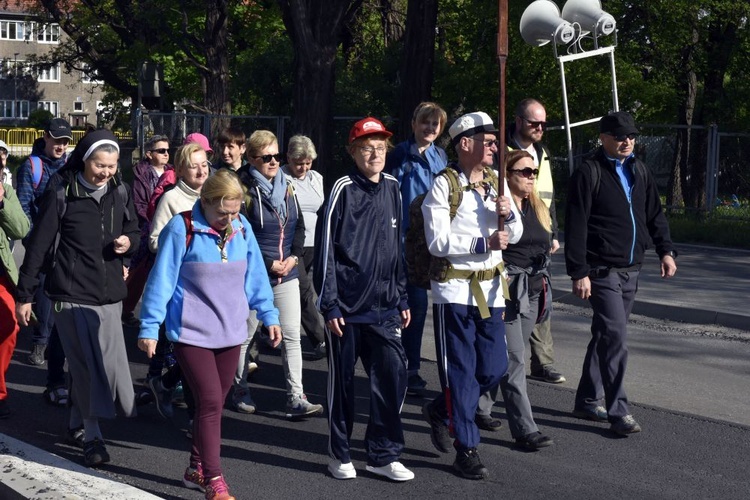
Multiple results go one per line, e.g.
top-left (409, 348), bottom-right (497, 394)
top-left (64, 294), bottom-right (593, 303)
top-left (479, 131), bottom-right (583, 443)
top-left (542, 123), bottom-right (750, 221)
top-left (136, 112), bottom-right (750, 220)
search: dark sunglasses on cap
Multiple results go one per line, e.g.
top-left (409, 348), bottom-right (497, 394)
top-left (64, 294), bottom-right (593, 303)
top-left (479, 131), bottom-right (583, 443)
top-left (508, 167), bottom-right (540, 178)
top-left (519, 116), bottom-right (547, 130)
top-left (252, 153), bottom-right (284, 163)
top-left (150, 148), bottom-right (169, 154)
top-left (609, 133), bottom-right (638, 142)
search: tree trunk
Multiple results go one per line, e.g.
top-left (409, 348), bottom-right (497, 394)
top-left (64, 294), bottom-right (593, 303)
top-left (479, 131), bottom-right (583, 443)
top-left (279, 0), bottom-right (365, 187)
top-left (396, 0), bottom-right (438, 141)
top-left (204, 0), bottom-right (232, 137)
top-left (671, 28), bottom-right (698, 212)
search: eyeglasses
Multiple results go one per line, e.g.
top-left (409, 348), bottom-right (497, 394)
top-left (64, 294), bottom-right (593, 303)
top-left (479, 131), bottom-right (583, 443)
top-left (150, 148), bottom-right (169, 154)
top-left (252, 153), bottom-right (284, 163)
top-left (608, 133), bottom-right (638, 142)
top-left (519, 116), bottom-right (547, 130)
top-left (358, 146), bottom-right (387, 155)
top-left (0, 149), bottom-right (7, 157)
top-left (468, 138), bottom-right (499, 148)
top-left (508, 167), bottom-right (540, 178)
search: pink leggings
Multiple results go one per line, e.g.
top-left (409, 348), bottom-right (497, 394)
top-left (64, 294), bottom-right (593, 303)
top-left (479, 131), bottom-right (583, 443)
top-left (174, 342), bottom-right (239, 478)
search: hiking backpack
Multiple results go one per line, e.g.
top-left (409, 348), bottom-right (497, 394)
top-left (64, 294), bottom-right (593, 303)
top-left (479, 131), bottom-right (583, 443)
top-left (404, 166), bottom-right (499, 289)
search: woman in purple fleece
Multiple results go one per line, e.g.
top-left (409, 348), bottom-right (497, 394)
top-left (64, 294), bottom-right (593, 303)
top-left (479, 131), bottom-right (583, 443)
top-left (138, 169), bottom-right (281, 500)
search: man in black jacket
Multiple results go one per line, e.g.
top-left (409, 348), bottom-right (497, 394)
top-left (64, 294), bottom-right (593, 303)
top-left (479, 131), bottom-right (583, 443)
top-left (565, 111), bottom-right (677, 435)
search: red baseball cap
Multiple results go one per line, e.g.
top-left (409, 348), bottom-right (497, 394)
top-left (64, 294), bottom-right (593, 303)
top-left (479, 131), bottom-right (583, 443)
top-left (348, 117), bottom-right (392, 144)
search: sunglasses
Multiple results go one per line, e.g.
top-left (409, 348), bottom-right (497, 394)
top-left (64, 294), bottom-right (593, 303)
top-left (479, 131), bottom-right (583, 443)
top-left (150, 148), bottom-right (169, 154)
top-left (609, 133), bottom-right (638, 142)
top-left (253, 153), bottom-right (284, 163)
top-left (508, 167), bottom-right (540, 178)
top-left (520, 116), bottom-right (547, 130)
top-left (468, 138), bottom-right (499, 148)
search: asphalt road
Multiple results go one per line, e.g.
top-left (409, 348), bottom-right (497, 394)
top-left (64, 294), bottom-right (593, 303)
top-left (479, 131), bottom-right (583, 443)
top-left (3, 301), bottom-right (750, 500)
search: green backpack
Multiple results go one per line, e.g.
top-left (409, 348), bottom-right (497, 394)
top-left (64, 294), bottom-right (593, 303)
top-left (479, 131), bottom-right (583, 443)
top-left (405, 166), bottom-right (498, 289)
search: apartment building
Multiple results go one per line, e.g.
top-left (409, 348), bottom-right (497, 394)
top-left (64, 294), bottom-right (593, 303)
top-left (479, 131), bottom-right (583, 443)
top-left (0, 2), bottom-right (105, 128)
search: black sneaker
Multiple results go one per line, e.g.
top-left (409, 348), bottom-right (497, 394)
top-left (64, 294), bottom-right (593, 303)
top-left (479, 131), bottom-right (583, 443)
top-left (147, 375), bottom-right (174, 419)
top-left (83, 438), bottom-right (110, 467)
top-left (572, 405), bottom-right (608, 422)
top-left (515, 431), bottom-right (554, 450)
top-left (27, 343), bottom-right (46, 366)
top-left (611, 415), bottom-right (642, 435)
top-left (65, 427), bottom-right (86, 448)
top-left (407, 374), bottom-right (427, 397)
top-left (422, 401), bottom-right (452, 453)
top-left (529, 366), bottom-right (566, 384)
top-left (453, 448), bottom-right (488, 480)
top-left (474, 414), bottom-right (502, 432)
top-left (0, 399), bottom-right (10, 419)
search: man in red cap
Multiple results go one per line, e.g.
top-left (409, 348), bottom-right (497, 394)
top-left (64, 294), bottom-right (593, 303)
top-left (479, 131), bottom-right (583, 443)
top-left (315, 117), bottom-right (414, 482)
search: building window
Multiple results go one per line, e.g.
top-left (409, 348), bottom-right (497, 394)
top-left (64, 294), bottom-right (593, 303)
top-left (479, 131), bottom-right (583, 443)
top-left (81, 64), bottom-right (103, 84)
top-left (38, 101), bottom-right (59, 117)
top-left (38, 63), bottom-right (60, 82)
top-left (74, 101), bottom-right (84, 112)
top-left (37, 23), bottom-right (60, 44)
top-left (0, 100), bottom-right (30, 119)
top-left (1, 59), bottom-right (27, 79)
top-left (0, 21), bottom-right (32, 40)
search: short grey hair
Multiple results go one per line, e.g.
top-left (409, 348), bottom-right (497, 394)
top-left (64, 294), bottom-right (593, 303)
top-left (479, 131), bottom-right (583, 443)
top-left (287, 135), bottom-right (317, 161)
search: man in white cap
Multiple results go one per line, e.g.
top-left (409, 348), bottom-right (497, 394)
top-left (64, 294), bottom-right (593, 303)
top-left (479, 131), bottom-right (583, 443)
top-left (420, 111), bottom-right (522, 480)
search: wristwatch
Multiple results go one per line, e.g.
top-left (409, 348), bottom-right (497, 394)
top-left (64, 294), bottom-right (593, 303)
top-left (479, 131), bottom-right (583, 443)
top-left (291, 255), bottom-right (299, 266)
top-left (663, 250), bottom-right (678, 259)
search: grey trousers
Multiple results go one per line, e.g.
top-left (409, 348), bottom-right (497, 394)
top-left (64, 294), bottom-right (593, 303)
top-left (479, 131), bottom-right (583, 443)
top-left (575, 271), bottom-right (638, 420)
top-left (477, 286), bottom-right (541, 438)
top-left (54, 301), bottom-right (135, 420)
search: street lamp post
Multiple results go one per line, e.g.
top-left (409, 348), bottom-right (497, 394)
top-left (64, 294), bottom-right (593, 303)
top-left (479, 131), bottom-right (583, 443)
top-left (13, 52), bottom-right (19, 124)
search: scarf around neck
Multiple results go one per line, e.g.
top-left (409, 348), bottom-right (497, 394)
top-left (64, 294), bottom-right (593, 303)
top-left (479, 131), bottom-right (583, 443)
top-left (249, 167), bottom-right (288, 220)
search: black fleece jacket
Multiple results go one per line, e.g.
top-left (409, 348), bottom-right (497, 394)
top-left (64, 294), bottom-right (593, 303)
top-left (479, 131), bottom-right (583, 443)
top-left (16, 169), bottom-right (139, 305)
top-left (564, 148), bottom-right (674, 280)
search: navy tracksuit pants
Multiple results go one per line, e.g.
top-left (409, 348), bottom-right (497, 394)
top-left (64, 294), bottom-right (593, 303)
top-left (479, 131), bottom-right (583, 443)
top-left (327, 314), bottom-right (408, 467)
top-left (431, 302), bottom-right (508, 451)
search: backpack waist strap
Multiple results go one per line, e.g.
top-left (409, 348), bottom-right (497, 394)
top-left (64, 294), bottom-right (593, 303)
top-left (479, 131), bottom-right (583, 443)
top-left (437, 262), bottom-right (509, 319)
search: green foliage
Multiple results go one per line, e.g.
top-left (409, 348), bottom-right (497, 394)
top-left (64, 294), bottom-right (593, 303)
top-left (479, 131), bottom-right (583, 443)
top-left (26, 108), bottom-right (53, 130)
top-left (667, 213), bottom-right (750, 249)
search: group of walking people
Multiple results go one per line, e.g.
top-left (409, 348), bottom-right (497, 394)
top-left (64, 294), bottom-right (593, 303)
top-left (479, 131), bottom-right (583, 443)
top-left (0, 98), bottom-right (677, 498)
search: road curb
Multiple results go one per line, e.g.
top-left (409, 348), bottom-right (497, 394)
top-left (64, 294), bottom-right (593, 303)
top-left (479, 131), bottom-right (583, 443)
top-left (552, 291), bottom-right (749, 331)
top-left (0, 433), bottom-right (161, 500)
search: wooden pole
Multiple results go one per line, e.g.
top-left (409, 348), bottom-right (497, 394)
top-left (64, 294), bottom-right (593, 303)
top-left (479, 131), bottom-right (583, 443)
top-left (497, 0), bottom-right (508, 230)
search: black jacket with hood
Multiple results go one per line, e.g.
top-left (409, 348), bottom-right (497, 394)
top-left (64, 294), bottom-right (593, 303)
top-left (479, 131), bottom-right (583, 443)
top-left (16, 130), bottom-right (139, 305)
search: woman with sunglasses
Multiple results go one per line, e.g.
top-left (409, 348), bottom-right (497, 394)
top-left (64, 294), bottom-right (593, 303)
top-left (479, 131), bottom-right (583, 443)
top-left (123, 135), bottom-right (174, 325)
top-left (478, 149), bottom-right (555, 451)
top-left (236, 130), bottom-right (323, 419)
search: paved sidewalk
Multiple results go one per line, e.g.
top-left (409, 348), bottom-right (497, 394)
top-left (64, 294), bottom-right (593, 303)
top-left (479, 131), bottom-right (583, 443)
top-left (549, 242), bottom-right (750, 330)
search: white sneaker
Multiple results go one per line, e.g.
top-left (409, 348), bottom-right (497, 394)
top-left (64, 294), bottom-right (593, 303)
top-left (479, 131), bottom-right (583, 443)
top-left (365, 461), bottom-right (414, 482)
top-left (328, 460), bottom-right (356, 480)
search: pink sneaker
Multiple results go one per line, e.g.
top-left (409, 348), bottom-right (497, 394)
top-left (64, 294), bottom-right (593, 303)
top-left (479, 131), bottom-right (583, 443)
top-left (204, 475), bottom-right (235, 500)
top-left (183, 464), bottom-right (205, 492)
